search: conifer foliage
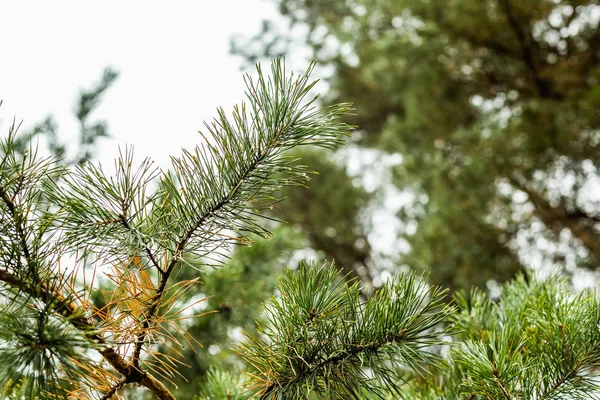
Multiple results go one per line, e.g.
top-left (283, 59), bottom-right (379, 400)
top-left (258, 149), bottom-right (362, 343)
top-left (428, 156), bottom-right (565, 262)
top-left (238, 262), bottom-right (453, 399)
top-left (0, 60), bottom-right (455, 399)
top-left (0, 60), bottom-right (351, 399)
top-left (4, 58), bottom-right (600, 399)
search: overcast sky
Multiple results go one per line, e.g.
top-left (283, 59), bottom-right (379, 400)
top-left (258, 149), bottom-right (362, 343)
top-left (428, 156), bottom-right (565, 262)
top-left (0, 1), bottom-right (279, 167)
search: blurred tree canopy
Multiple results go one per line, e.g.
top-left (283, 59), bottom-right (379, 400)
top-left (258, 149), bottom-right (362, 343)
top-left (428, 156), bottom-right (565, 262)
top-left (232, 0), bottom-right (600, 292)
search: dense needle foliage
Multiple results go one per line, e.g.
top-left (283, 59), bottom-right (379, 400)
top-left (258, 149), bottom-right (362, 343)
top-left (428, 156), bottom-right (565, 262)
top-left (0, 60), bottom-right (458, 399)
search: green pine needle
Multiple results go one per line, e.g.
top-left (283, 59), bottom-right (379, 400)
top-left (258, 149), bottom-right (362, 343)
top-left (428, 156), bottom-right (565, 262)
top-left (238, 261), bottom-right (454, 399)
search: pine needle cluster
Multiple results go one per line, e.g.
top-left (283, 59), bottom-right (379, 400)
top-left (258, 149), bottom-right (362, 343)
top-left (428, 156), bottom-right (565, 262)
top-left (238, 261), bottom-right (453, 399)
top-left (450, 274), bottom-right (600, 399)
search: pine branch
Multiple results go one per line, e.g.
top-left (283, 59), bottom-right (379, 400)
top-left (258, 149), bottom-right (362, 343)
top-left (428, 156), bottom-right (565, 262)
top-left (0, 185), bottom-right (33, 271)
top-left (99, 378), bottom-right (127, 400)
top-left (126, 59), bottom-right (352, 372)
top-left (17, 59), bottom-right (352, 398)
top-left (0, 266), bottom-right (175, 399)
top-left (239, 262), bottom-right (453, 399)
top-left (195, 368), bottom-right (251, 400)
top-left (119, 214), bottom-right (164, 275)
top-left (452, 274), bottom-right (600, 399)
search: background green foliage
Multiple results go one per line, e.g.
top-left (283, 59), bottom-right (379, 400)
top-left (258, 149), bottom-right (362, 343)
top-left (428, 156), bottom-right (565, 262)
top-left (233, 0), bottom-right (600, 293)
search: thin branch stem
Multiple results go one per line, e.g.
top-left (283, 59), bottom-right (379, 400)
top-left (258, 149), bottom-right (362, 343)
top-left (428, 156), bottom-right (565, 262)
top-left (0, 186), bottom-right (34, 274)
top-left (120, 215), bottom-right (164, 275)
top-left (130, 135), bottom-right (275, 369)
top-left (0, 266), bottom-right (175, 399)
top-left (99, 378), bottom-right (127, 400)
top-left (492, 365), bottom-right (512, 400)
top-left (497, 0), bottom-right (561, 100)
top-left (258, 329), bottom-right (409, 398)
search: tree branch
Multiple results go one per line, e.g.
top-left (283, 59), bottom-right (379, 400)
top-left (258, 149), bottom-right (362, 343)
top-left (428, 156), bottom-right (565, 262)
top-left (130, 128), bottom-right (281, 370)
top-left (0, 266), bottom-right (175, 399)
top-left (99, 378), bottom-right (126, 400)
top-left (0, 186), bottom-right (175, 399)
top-left (498, 0), bottom-right (562, 100)
top-left (492, 365), bottom-right (513, 400)
top-left (435, 25), bottom-right (523, 60)
top-left (259, 329), bottom-right (409, 398)
top-left (120, 215), bottom-right (164, 275)
top-left (0, 186), bottom-right (33, 274)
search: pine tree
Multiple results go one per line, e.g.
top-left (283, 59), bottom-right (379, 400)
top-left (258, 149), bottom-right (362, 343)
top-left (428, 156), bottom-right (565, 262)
top-left (0, 60), bottom-right (453, 399)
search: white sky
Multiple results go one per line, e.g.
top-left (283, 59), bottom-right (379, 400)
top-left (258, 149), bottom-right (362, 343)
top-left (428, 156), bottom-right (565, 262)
top-left (0, 0), bottom-right (278, 167)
